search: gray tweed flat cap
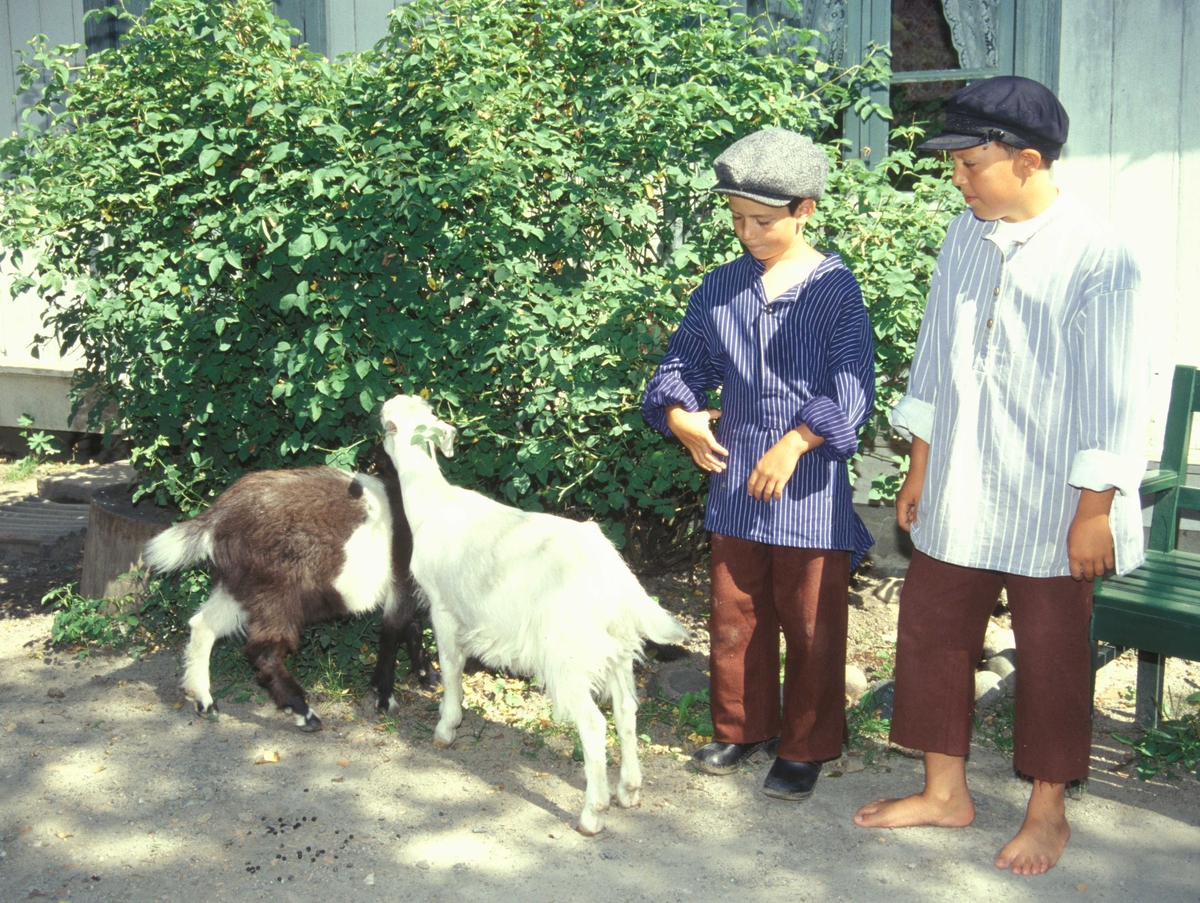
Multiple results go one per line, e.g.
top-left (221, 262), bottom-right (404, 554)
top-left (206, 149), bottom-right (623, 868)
top-left (711, 128), bottom-right (829, 205)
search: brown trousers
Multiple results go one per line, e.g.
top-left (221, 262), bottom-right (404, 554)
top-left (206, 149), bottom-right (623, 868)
top-left (708, 534), bottom-right (850, 763)
top-left (891, 549), bottom-right (1094, 784)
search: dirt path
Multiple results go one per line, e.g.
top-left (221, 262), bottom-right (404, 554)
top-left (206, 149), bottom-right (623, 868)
top-left (2, 463), bottom-right (1199, 902)
top-left (2, 602), bottom-right (1199, 901)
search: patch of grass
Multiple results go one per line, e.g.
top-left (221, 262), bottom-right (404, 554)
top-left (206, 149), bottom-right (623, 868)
top-left (1113, 692), bottom-right (1200, 781)
top-left (846, 689), bottom-right (891, 764)
top-left (974, 696), bottom-right (1015, 756)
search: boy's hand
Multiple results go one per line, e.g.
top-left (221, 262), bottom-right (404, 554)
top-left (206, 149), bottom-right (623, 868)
top-left (748, 425), bottom-right (824, 502)
top-left (1068, 488), bottom-right (1117, 581)
top-left (666, 406), bottom-right (728, 472)
top-left (896, 436), bottom-right (929, 532)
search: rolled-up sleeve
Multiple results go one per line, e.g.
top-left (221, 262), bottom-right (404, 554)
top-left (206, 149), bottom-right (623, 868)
top-left (889, 254), bottom-right (952, 444)
top-left (641, 290), bottom-right (721, 437)
top-left (1068, 252), bottom-right (1151, 497)
top-left (792, 281), bottom-right (876, 461)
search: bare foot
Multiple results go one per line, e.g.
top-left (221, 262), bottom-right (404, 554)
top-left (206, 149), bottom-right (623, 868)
top-left (854, 789), bottom-right (975, 828)
top-left (994, 781), bottom-right (1070, 876)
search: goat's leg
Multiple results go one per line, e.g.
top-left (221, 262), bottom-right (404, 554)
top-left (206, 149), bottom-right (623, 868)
top-left (404, 620), bottom-right (436, 690)
top-left (244, 632), bottom-right (321, 732)
top-left (566, 687), bottom-right (611, 836)
top-left (607, 664), bottom-right (643, 809)
top-left (371, 588), bottom-right (409, 715)
top-left (181, 585), bottom-right (246, 717)
top-left (429, 607), bottom-right (466, 747)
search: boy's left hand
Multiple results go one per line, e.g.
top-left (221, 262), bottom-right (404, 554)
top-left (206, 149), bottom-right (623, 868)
top-left (1067, 488), bottom-right (1117, 581)
top-left (748, 425), bottom-right (824, 502)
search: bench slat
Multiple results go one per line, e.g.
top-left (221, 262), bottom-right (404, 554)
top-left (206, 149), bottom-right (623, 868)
top-left (1140, 469), bottom-right (1179, 493)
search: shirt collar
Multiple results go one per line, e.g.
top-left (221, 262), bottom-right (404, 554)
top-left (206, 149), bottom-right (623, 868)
top-left (983, 190), bottom-right (1065, 252)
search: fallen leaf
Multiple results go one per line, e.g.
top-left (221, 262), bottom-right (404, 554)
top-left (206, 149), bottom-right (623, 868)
top-left (331, 776), bottom-right (345, 783)
top-left (1076, 885), bottom-right (1089, 892)
top-left (4, 723), bottom-right (15, 733)
top-left (253, 751), bottom-right (280, 765)
top-left (47, 688), bottom-right (65, 699)
top-left (533, 772), bottom-right (549, 778)
top-left (171, 702), bottom-right (184, 710)
top-left (55, 830), bottom-right (73, 840)
top-left (92, 765), bottom-right (106, 774)
top-left (17, 826), bottom-right (31, 836)
top-left (337, 758), bottom-right (350, 767)
top-left (196, 812), bottom-right (212, 824)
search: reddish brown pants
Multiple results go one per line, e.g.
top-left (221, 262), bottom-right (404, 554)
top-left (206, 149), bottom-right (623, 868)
top-left (708, 534), bottom-right (850, 763)
top-left (891, 549), bottom-right (1094, 784)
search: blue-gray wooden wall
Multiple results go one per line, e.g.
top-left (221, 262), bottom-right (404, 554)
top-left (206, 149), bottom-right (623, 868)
top-left (1055, 0), bottom-right (1200, 454)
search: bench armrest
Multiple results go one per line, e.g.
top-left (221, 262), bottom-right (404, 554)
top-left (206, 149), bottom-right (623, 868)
top-left (1140, 469), bottom-right (1179, 494)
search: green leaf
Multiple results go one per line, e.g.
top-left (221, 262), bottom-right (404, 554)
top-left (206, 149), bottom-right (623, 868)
top-left (198, 147), bottom-right (221, 172)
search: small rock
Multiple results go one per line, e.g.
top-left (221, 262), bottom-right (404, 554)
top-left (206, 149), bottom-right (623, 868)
top-left (864, 680), bottom-right (896, 720)
top-left (645, 667), bottom-right (709, 702)
top-left (873, 577), bottom-right (903, 605)
top-left (844, 758), bottom-right (866, 774)
top-left (982, 627), bottom-right (1016, 660)
top-left (364, 873), bottom-right (375, 886)
top-left (975, 670), bottom-right (1005, 708)
top-left (844, 665), bottom-right (869, 703)
top-left (1002, 669), bottom-right (1017, 693)
top-left (415, 860), bottom-right (431, 870)
top-left (47, 688), bottom-right (65, 699)
top-left (985, 653), bottom-right (1015, 680)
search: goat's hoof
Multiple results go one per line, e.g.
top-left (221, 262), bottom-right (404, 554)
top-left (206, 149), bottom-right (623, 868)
top-left (374, 694), bottom-right (401, 717)
top-left (417, 670), bottom-right (440, 691)
top-left (298, 712), bottom-right (323, 732)
top-left (195, 700), bottom-right (217, 717)
top-left (432, 735), bottom-right (455, 749)
top-left (616, 786), bottom-right (643, 809)
top-left (576, 811), bottom-right (606, 836)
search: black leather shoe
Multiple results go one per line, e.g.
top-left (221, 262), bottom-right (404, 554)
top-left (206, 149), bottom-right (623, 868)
top-left (690, 738), bottom-right (776, 775)
top-left (761, 757), bottom-right (821, 801)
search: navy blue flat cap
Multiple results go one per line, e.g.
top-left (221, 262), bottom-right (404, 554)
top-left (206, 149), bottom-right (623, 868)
top-left (918, 76), bottom-right (1069, 155)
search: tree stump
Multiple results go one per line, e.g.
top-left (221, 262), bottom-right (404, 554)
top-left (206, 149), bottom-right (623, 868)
top-left (80, 486), bottom-right (179, 602)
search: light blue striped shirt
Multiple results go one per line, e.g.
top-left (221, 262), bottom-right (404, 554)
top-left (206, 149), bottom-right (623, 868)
top-left (642, 252), bottom-right (875, 565)
top-left (891, 192), bottom-right (1151, 577)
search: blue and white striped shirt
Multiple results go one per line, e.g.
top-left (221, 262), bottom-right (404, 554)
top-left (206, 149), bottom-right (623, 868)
top-left (891, 192), bottom-right (1151, 577)
top-left (642, 252), bottom-right (875, 565)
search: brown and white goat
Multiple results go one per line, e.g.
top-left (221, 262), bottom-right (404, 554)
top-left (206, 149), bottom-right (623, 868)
top-left (143, 463), bottom-right (430, 731)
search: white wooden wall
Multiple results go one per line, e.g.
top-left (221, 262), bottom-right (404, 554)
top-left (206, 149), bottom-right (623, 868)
top-left (1055, 0), bottom-right (1200, 457)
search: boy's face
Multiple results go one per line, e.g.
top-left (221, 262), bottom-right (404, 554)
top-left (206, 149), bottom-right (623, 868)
top-left (727, 195), bottom-right (814, 264)
top-left (949, 142), bottom-right (1042, 222)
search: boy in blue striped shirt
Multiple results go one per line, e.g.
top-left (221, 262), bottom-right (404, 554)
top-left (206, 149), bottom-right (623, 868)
top-left (642, 128), bottom-right (875, 801)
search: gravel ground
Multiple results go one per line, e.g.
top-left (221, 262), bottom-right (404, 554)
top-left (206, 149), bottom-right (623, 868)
top-left (2, 471), bottom-right (1200, 903)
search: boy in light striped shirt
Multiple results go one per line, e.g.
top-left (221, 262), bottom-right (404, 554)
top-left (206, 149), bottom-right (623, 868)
top-left (852, 77), bottom-right (1150, 876)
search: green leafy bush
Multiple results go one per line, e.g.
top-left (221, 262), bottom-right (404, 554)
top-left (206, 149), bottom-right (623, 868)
top-left (1, 0), bottom-right (953, 571)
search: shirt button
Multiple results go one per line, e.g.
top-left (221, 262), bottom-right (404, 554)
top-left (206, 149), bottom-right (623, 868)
top-left (993, 286), bottom-right (1001, 296)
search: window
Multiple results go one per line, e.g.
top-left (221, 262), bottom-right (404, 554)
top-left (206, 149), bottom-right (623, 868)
top-left (742, 0), bottom-right (1060, 166)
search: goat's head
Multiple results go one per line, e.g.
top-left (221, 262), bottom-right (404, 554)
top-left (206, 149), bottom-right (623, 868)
top-left (381, 394), bottom-right (457, 460)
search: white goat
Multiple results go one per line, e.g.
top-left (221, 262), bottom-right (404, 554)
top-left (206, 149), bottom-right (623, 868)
top-left (381, 394), bottom-right (689, 835)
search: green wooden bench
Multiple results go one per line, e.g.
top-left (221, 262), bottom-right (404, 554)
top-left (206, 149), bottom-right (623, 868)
top-left (1092, 364), bottom-right (1200, 727)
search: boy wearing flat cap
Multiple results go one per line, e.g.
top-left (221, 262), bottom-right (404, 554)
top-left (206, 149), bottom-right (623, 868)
top-left (642, 128), bottom-right (875, 801)
top-left (853, 76), bottom-right (1150, 876)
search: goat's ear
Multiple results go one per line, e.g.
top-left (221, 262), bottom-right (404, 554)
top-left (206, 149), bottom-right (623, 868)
top-left (437, 423), bottom-right (456, 458)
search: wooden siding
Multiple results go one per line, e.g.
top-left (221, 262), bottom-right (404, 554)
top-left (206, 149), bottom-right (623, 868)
top-left (1056, 0), bottom-right (1200, 455)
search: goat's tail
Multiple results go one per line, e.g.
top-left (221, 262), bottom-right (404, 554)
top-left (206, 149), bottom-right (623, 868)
top-left (635, 598), bottom-right (690, 647)
top-left (142, 517), bottom-right (213, 574)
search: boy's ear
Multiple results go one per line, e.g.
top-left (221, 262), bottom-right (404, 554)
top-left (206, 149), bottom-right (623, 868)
top-left (797, 198), bottom-right (817, 219)
top-left (1016, 147), bottom-right (1046, 175)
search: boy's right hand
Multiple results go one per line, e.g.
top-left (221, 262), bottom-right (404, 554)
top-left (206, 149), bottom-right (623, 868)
top-left (665, 406), bottom-right (729, 473)
top-left (896, 436), bottom-right (930, 533)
